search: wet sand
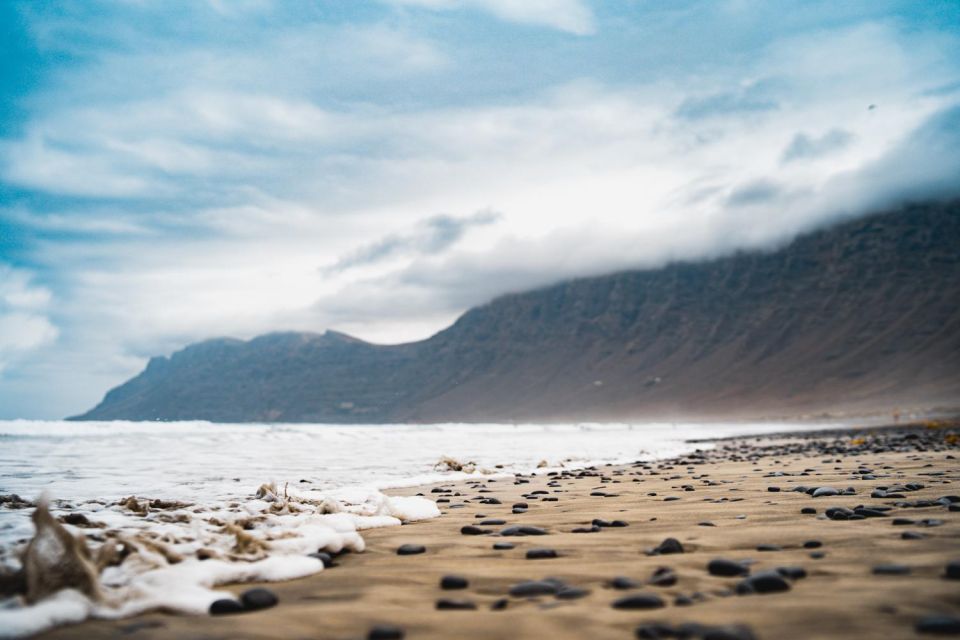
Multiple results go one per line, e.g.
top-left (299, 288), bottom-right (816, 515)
top-left (41, 423), bottom-right (960, 640)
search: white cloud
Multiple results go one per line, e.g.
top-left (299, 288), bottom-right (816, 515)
top-left (0, 266), bottom-right (59, 374)
top-left (386, 0), bottom-right (596, 35)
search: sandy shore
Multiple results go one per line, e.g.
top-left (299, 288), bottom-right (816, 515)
top-left (40, 423), bottom-right (960, 640)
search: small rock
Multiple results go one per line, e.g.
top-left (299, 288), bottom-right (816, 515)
top-left (368, 625), bottom-right (405, 640)
top-left (501, 525), bottom-right (547, 536)
top-left (493, 542), bottom-right (515, 550)
top-left (812, 487), bottom-right (839, 498)
top-left (526, 548), bottom-right (558, 559)
top-left (209, 599), bottom-right (244, 615)
top-left (736, 572), bottom-right (791, 595)
top-left (612, 593), bottom-right (665, 610)
top-left (435, 598), bottom-right (477, 610)
top-left (708, 558), bottom-right (748, 577)
top-left (651, 537), bottom-right (684, 555)
top-left (803, 540), bottom-right (822, 549)
top-left (872, 564), bottom-right (910, 576)
top-left (945, 561), bottom-right (960, 580)
top-left (396, 544), bottom-right (426, 556)
top-left (916, 615), bottom-right (960, 635)
top-left (440, 575), bottom-right (469, 590)
top-left (241, 588), bottom-right (278, 611)
top-left (460, 525), bottom-right (490, 535)
top-left (611, 576), bottom-right (640, 590)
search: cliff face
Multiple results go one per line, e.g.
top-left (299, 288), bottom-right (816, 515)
top-left (74, 201), bottom-right (960, 423)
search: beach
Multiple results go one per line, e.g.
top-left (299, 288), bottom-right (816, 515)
top-left (30, 421), bottom-right (960, 640)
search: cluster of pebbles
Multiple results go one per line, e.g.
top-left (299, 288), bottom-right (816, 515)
top-left (342, 422), bottom-right (958, 640)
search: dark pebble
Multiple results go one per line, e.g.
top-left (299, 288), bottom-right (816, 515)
top-left (241, 588), bottom-right (278, 611)
top-left (652, 537), bottom-right (684, 555)
top-left (801, 507), bottom-right (817, 515)
top-left (649, 567), bottom-right (677, 587)
top-left (460, 525), bottom-right (490, 535)
top-left (397, 544), bottom-right (426, 555)
top-left (440, 575), bottom-right (469, 590)
top-left (902, 531), bottom-right (925, 540)
top-left (480, 519), bottom-right (506, 525)
top-left (501, 525), bottom-right (547, 536)
top-left (491, 598), bottom-right (509, 610)
top-left (775, 566), bottom-right (807, 580)
top-left (556, 586), bottom-right (590, 599)
top-left (803, 540), bottom-right (822, 549)
top-left (812, 487), bottom-right (839, 498)
top-left (612, 593), bottom-right (665, 609)
top-left (209, 599), bottom-right (244, 615)
top-left (635, 622), bottom-right (675, 639)
top-left (308, 551), bottom-right (336, 568)
top-left (493, 542), bottom-right (515, 550)
top-left (611, 576), bottom-right (640, 590)
top-left (810, 551), bottom-right (826, 559)
top-left (945, 561), bottom-right (960, 580)
top-left (767, 487), bottom-right (781, 492)
top-left (916, 615), bottom-right (960, 634)
top-left (435, 598), bottom-right (477, 610)
top-left (368, 625), bottom-right (405, 640)
top-left (756, 544), bottom-right (782, 552)
top-left (708, 558), bottom-right (748, 577)
top-left (526, 548), bottom-right (558, 559)
top-left (736, 572), bottom-right (791, 595)
top-left (872, 564), bottom-right (910, 576)
top-left (674, 594), bottom-right (694, 606)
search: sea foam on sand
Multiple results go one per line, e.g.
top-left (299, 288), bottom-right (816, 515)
top-left (0, 485), bottom-right (439, 638)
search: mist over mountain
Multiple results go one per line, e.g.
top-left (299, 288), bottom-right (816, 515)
top-left (74, 200), bottom-right (960, 423)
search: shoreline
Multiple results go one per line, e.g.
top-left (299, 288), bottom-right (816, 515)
top-left (32, 420), bottom-right (960, 640)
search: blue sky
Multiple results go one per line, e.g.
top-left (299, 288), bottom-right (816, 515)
top-left (1, 0), bottom-right (959, 419)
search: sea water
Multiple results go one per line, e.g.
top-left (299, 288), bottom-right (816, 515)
top-left (0, 419), bottom-right (849, 636)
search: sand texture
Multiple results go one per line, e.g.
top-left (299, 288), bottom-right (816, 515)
top-left (38, 424), bottom-right (960, 639)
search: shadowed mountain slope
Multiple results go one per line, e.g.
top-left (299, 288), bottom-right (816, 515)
top-left (74, 201), bottom-right (960, 423)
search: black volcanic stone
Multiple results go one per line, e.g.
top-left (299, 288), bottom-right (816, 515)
top-left (803, 540), bottom-right (822, 549)
top-left (460, 525), bottom-right (490, 535)
top-left (308, 551), bottom-right (336, 568)
top-left (440, 575), bottom-right (469, 590)
top-left (612, 593), bottom-right (665, 610)
top-left (767, 486), bottom-right (781, 492)
top-left (209, 599), bottom-right (244, 615)
top-left (872, 564), bottom-right (911, 576)
top-left (800, 507), bottom-right (817, 514)
top-left (480, 519), bottom-right (506, 525)
top-left (501, 525), bottom-right (547, 536)
top-left (396, 544), bottom-right (426, 555)
top-left (776, 566), bottom-right (807, 580)
top-left (652, 537), bottom-right (684, 555)
top-left (572, 525), bottom-right (600, 533)
top-left (491, 598), bottom-right (509, 610)
top-left (435, 598), bottom-right (477, 610)
top-left (756, 544), bottom-right (782, 552)
top-left (526, 548), bottom-right (558, 559)
top-left (901, 531), bottom-right (925, 540)
top-left (368, 625), bottom-right (405, 640)
top-left (241, 588), bottom-right (278, 611)
top-left (736, 572), bottom-right (790, 595)
top-left (812, 487), bottom-right (840, 497)
top-left (611, 576), bottom-right (640, 590)
top-left (916, 615), bottom-right (960, 634)
top-left (509, 580), bottom-right (559, 597)
top-left (493, 541), bottom-right (515, 550)
top-left (649, 567), bottom-right (677, 587)
top-left (945, 561), bottom-right (960, 580)
top-left (708, 558), bottom-right (748, 577)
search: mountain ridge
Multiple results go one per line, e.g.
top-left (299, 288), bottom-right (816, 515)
top-left (73, 200), bottom-right (960, 423)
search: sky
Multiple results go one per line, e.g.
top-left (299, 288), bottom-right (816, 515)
top-left (1, 0), bottom-right (959, 419)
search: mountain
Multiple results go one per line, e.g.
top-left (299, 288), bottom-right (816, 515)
top-left (73, 200), bottom-right (960, 423)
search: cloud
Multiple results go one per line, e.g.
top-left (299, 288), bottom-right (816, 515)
top-left (385, 0), bottom-right (596, 35)
top-left (674, 81), bottom-right (779, 120)
top-left (781, 129), bottom-right (855, 163)
top-left (325, 210), bottom-right (500, 273)
top-left (0, 265), bottom-right (58, 374)
top-left (1, 3), bottom-right (959, 417)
